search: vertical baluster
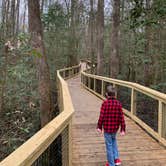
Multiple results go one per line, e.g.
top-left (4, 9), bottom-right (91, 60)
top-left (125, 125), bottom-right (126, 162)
top-left (131, 88), bottom-right (137, 116)
top-left (94, 78), bottom-right (96, 92)
top-left (158, 102), bottom-right (166, 139)
top-left (101, 80), bottom-right (104, 96)
top-left (163, 104), bottom-right (166, 139)
top-left (69, 121), bottom-right (72, 166)
top-left (88, 77), bottom-right (91, 88)
top-left (158, 101), bottom-right (163, 137)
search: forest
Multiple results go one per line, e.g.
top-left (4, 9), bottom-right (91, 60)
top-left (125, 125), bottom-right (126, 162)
top-left (0, 0), bottom-right (165, 162)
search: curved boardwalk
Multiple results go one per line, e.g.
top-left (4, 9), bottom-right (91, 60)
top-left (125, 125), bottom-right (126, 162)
top-left (67, 76), bottom-right (166, 166)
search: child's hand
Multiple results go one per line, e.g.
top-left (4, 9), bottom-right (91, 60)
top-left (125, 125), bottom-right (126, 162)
top-left (120, 131), bottom-right (125, 136)
top-left (97, 128), bottom-right (102, 133)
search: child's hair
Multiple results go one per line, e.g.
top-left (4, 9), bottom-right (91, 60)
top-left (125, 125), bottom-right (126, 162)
top-left (106, 85), bottom-right (116, 97)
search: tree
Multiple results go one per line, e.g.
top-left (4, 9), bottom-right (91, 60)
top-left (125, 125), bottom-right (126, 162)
top-left (89, 0), bottom-right (95, 61)
top-left (11, 0), bottom-right (16, 37)
top-left (144, 0), bottom-right (153, 86)
top-left (0, 42), bottom-right (9, 112)
top-left (109, 0), bottom-right (120, 78)
top-left (96, 0), bottom-right (104, 75)
top-left (16, 0), bottom-right (20, 35)
top-left (68, 0), bottom-right (79, 66)
top-left (28, 0), bottom-right (53, 127)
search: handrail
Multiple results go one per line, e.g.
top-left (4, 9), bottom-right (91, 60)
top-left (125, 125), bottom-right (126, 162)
top-left (81, 70), bottom-right (166, 147)
top-left (0, 64), bottom-right (80, 166)
top-left (83, 72), bottom-right (166, 103)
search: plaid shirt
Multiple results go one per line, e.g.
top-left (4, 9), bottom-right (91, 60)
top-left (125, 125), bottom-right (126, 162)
top-left (97, 97), bottom-right (126, 133)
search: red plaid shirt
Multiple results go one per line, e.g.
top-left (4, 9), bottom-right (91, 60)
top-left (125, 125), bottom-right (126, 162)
top-left (97, 97), bottom-right (126, 133)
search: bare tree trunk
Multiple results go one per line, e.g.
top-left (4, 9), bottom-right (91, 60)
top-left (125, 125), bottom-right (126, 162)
top-left (23, 0), bottom-right (27, 32)
top-left (5, 0), bottom-right (10, 37)
top-left (11, 0), bottom-right (16, 37)
top-left (89, 0), bottom-right (95, 61)
top-left (0, 44), bottom-right (9, 112)
top-left (28, 0), bottom-right (52, 127)
top-left (96, 0), bottom-right (104, 75)
top-left (68, 0), bottom-right (78, 66)
top-left (0, 0), bottom-right (6, 39)
top-left (109, 0), bottom-right (120, 78)
top-left (40, 0), bottom-right (44, 13)
top-left (49, 0), bottom-right (52, 6)
top-left (16, 0), bottom-right (20, 35)
top-left (144, 0), bottom-right (153, 86)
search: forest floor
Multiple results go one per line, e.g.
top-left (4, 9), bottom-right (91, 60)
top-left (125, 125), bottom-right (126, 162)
top-left (0, 89), bottom-right (58, 162)
top-left (0, 106), bottom-right (40, 161)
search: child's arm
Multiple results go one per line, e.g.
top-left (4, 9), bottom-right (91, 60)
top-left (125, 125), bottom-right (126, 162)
top-left (97, 101), bottom-right (105, 131)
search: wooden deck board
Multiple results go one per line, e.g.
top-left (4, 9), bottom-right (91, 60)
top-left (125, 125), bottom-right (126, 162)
top-left (67, 76), bottom-right (166, 166)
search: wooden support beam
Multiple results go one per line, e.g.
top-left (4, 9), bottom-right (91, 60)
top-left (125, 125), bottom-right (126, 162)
top-left (158, 101), bottom-right (163, 137)
top-left (68, 120), bottom-right (72, 166)
top-left (94, 78), bottom-right (96, 92)
top-left (88, 77), bottom-right (91, 88)
top-left (101, 80), bottom-right (104, 96)
top-left (131, 88), bottom-right (137, 115)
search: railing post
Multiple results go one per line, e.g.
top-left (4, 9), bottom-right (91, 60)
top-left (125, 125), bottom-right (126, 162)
top-left (88, 77), bottom-right (91, 88)
top-left (69, 69), bottom-right (72, 77)
top-left (158, 101), bottom-right (163, 137)
top-left (158, 102), bottom-right (166, 139)
top-left (131, 88), bottom-right (137, 115)
top-left (69, 120), bottom-right (72, 166)
top-left (70, 69), bottom-right (73, 77)
top-left (101, 80), bottom-right (104, 96)
top-left (163, 104), bottom-right (166, 139)
top-left (72, 68), bottom-right (74, 76)
top-left (83, 75), bottom-right (85, 85)
top-left (94, 78), bottom-right (96, 92)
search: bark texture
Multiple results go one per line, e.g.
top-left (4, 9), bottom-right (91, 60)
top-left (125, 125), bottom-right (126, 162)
top-left (28, 0), bottom-right (52, 127)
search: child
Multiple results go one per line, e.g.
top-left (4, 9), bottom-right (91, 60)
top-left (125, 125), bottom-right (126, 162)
top-left (97, 85), bottom-right (126, 166)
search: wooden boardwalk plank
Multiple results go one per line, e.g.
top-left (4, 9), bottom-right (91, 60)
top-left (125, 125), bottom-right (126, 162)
top-left (67, 76), bottom-right (166, 166)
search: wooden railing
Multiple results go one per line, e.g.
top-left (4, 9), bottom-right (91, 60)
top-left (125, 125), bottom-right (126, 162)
top-left (0, 64), bottom-right (81, 166)
top-left (81, 71), bottom-right (166, 147)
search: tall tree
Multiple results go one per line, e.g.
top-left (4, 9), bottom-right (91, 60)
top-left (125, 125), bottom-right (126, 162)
top-left (89, 0), bottom-right (95, 61)
top-left (11, 0), bottom-right (16, 36)
top-left (0, 0), bottom-right (6, 39)
top-left (109, 0), bottom-right (120, 78)
top-left (144, 0), bottom-right (153, 86)
top-left (28, 0), bottom-right (52, 127)
top-left (96, 0), bottom-right (104, 75)
top-left (40, 0), bottom-right (45, 13)
top-left (22, 0), bottom-right (27, 32)
top-left (0, 43), bottom-right (9, 112)
top-left (16, 0), bottom-right (20, 35)
top-left (68, 0), bottom-right (78, 66)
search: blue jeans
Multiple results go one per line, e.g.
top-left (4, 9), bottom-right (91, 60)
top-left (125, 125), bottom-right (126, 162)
top-left (104, 132), bottom-right (119, 166)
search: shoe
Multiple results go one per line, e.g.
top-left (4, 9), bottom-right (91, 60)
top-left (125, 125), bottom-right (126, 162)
top-left (105, 161), bottom-right (109, 166)
top-left (114, 158), bottom-right (121, 165)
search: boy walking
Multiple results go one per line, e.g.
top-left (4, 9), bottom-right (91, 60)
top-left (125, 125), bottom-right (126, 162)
top-left (97, 86), bottom-right (126, 166)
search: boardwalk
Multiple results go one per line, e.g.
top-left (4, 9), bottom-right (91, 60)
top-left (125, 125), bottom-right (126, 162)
top-left (67, 76), bottom-right (166, 166)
